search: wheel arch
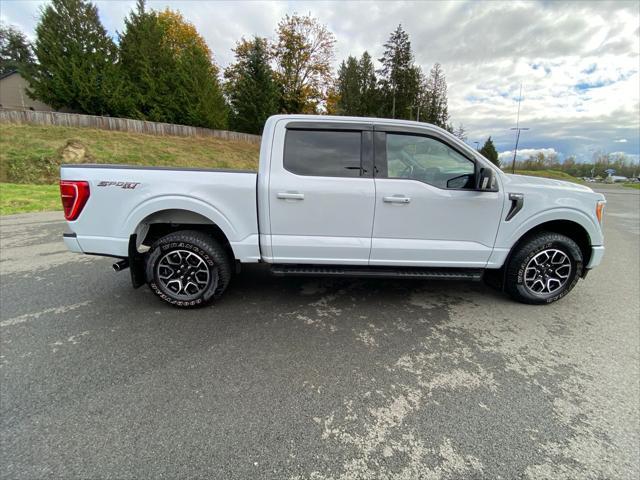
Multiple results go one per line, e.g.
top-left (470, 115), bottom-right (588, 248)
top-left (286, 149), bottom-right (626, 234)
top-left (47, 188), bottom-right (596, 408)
top-left (131, 208), bottom-right (235, 263)
top-left (508, 219), bottom-right (592, 267)
top-left (487, 218), bottom-right (593, 291)
top-left (122, 194), bottom-right (241, 257)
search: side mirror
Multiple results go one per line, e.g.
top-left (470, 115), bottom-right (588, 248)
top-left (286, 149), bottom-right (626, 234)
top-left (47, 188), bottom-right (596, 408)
top-left (475, 168), bottom-right (495, 190)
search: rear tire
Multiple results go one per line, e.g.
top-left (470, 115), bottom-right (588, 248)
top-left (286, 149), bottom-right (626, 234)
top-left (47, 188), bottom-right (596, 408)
top-left (145, 230), bottom-right (232, 308)
top-left (505, 232), bottom-right (583, 305)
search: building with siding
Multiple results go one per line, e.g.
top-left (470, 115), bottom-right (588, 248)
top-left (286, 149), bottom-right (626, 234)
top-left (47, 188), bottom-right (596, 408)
top-left (0, 71), bottom-right (53, 111)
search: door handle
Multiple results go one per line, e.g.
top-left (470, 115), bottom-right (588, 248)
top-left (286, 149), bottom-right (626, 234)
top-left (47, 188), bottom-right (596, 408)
top-left (277, 192), bottom-right (304, 200)
top-left (383, 195), bottom-right (411, 204)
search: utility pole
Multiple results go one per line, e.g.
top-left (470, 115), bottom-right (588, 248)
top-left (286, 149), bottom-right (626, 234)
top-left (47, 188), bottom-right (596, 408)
top-left (474, 141), bottom-right (480, 151)
top-left (409, 104), bottom-right (421, 122)
top-left (510, 83), bottom-right (529, 174)
top-left (392, 82), bottom-right (396, 119)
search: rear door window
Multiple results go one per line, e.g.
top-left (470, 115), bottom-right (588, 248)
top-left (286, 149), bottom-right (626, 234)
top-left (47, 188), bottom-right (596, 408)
top-left (284, 130), bottom-right (363, 177)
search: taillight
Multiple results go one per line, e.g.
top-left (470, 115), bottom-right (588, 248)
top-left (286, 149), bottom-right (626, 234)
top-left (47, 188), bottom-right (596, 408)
top-left (60, 181), bottom-right (90, 221)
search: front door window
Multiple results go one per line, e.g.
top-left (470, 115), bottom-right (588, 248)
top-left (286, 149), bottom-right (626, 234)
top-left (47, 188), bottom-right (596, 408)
top-left (385, 134), bottom-right (475, 189)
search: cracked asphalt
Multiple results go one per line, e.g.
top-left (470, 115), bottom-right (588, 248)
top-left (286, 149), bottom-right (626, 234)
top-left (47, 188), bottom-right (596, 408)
top-left (1, 187), bottom-right (638, 479)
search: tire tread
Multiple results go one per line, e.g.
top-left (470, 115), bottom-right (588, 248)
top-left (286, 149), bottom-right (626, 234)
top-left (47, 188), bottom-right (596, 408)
top-left (505, 231), bottom-right (583, 305)
top-left (146, 230), bottom-right (232, 308)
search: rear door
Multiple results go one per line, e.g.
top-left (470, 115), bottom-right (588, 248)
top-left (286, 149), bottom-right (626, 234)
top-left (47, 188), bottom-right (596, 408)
top-left (370, 128), bottom-right (504, 267)
top-left (268, 122), bottom-right (376, 264)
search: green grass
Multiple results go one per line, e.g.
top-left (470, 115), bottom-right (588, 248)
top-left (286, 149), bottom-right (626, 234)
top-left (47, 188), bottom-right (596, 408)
top-left (0, 183), bottom-right (61, 215)
top-left (623, 183), bottom-right (640, 190)
top-left (0, 123), bottom-right (260, 214)
top-left (0, 123), bottom-right (260, 185)
top-left (512, 169), bottom-right (585, 184)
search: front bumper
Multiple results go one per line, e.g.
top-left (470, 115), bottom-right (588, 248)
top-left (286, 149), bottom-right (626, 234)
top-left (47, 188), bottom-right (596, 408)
top-left (586, 246), bottom-right (605, 269)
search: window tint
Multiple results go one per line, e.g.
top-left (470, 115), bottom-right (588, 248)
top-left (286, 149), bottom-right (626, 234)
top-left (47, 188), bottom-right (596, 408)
top-left (284, 130), bottom-right (362, 177)
top-left (386, 134), bottom-right (475, 189)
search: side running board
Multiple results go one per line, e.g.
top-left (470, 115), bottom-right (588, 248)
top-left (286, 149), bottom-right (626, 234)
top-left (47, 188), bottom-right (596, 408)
top-left (271, 265), bottom-right (483, 281)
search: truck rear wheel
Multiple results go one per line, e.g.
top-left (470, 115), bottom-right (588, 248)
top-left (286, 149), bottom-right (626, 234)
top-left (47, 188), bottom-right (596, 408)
top-left (505, 232), bottom-right (583, 305)
top-left (145, 230), bottom-right (231, 308)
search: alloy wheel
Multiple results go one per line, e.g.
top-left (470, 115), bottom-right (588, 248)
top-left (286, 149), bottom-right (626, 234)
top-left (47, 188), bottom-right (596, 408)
top-left (523, 248), bottom-right (572, 296)
top-left (155, 249), bottom-right (213, 300)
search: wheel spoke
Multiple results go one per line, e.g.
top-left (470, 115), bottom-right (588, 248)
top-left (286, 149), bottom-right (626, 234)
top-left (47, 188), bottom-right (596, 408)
top-left (156, 249), bottom-right (211, 300)
top-left (531, 278), bottom-right (545, 292)
top-left (555, 264), bottom-right (571, 279)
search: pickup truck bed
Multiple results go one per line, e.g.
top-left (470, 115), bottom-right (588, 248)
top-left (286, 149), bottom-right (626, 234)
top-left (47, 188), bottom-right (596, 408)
top-left (61, 164), bottom-right (261, 263)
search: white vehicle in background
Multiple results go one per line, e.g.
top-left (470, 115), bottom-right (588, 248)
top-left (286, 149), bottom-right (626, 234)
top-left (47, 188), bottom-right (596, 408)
top-left (60, 115), bottom-right (606, 308)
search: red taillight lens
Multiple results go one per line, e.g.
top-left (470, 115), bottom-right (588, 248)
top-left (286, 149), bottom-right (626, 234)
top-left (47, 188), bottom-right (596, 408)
top-left (60, 181), bottom-right (90, 221)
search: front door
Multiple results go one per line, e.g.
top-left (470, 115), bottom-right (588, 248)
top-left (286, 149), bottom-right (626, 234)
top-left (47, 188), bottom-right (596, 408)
top-left (269, 125), bottom-right (376, 265)
top-left (370, 130), bottom-right (504, 267)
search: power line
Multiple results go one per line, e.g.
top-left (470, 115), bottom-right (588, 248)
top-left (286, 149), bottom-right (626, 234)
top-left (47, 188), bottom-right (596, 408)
top-left (510, 83), bottom-right (529, 174)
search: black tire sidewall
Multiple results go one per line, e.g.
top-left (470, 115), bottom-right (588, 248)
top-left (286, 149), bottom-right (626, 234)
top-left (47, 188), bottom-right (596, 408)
top-left (145, 231), bottom-right (230, 308)
top-left (507, 234), bottom-right (583, 304)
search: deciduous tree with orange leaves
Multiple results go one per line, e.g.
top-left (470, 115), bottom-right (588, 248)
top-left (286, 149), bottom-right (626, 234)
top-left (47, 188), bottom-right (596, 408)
top-left (272, 14), bottom-right (336, 114)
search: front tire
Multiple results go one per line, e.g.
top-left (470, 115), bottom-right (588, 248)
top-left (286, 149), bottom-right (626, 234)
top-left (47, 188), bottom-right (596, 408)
top-left (145, 230), bottom-right (231, 308)
top-left (505, 232), bottom-right (583, 305)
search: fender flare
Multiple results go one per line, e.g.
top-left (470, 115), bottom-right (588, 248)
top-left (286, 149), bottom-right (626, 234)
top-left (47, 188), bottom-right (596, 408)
top-left (122, 195), bottom-right (239, 247)
top-left (503, 207), bottom-right (601, 249)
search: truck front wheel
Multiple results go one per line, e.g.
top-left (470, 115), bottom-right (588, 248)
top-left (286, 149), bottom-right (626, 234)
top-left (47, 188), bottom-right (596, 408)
top-left (505, 232), bottom-right (583, 304)
top-left (145, 230), bottom-right (232, 308)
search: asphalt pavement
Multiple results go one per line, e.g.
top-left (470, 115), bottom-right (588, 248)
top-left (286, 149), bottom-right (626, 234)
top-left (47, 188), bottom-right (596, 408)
top-left (1, 187), bottom-right (638, 479)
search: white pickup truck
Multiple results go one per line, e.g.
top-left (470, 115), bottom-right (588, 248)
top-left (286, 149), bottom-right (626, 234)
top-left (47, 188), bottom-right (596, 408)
top-left (60, 115), bottom-right (606, 308)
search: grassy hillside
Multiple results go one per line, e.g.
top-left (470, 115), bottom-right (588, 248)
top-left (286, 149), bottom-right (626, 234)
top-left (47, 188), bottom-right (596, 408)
top-left (0, 123), bottom-right (260, 185)
top-left (0, 123), bottom-right (260, 214)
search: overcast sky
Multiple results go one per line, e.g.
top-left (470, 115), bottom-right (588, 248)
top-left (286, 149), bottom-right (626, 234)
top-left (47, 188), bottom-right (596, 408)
top-left (2, 0), bottom-right (639, 163)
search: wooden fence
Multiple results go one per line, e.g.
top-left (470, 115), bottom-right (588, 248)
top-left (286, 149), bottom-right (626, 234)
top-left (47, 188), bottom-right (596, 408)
top-left (0, 109), bottom-right (262, 144)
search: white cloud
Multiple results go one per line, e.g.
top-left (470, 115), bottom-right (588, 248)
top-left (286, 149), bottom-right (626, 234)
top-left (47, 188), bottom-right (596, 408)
top-left (1, 0), bottom-right (638, 161)
top-left (498, 148), bottom-right (560, 163)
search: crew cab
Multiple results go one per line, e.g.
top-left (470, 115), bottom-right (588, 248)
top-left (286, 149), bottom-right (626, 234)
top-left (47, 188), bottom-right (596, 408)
top-left (60, 115), bottom-right (606, 307)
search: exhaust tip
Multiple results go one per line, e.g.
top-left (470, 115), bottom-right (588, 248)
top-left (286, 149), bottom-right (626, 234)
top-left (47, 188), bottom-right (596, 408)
top-left (113, 259), bottom-right (129, 272)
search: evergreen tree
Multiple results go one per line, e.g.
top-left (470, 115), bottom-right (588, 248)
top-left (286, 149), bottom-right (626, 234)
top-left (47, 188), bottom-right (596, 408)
top-left (158, 9), bottom-right (227, 128)
top-left (119, 1), bottom-right (226, 128)
top-left (335, 51), bottom-right (379, 117)
top-left (358, 52), bottom-right (379, 116)
top-left (119, 0), bottom-right (181, 122)
top-left (224, 37), bottom-right (279, 134)
top-left (174, 42), bottom-right (227, 129)
top-left (0, 23), bottom-right (34, 75)
top-left (479, 136), bottom-right (500, 167)
top-left (25, 0), bottom-right (120, 114)
top-left (336, 56), bottom-right (361, 115)
top-left (421, 63), bottom-right (449, 128)
top-left (378, 25), bottom-right (421, 119)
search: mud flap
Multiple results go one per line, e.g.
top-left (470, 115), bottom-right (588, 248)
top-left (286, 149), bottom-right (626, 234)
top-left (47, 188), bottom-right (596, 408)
top-left (128, 234), bottom-right (146, 289)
